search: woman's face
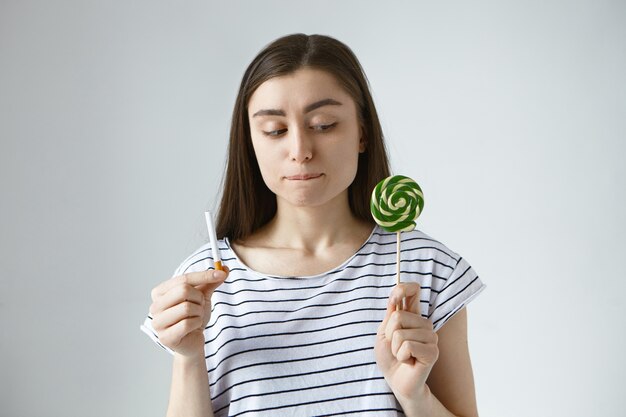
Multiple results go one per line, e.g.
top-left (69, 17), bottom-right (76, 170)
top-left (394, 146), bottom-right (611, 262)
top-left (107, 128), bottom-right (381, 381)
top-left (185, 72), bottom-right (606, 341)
top-left (247, 68), bottom-right (365, 209)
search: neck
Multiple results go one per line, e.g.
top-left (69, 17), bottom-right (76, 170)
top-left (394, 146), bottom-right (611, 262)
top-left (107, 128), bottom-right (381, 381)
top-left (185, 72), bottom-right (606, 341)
top-left (258, 192), bottom-right (373, 253)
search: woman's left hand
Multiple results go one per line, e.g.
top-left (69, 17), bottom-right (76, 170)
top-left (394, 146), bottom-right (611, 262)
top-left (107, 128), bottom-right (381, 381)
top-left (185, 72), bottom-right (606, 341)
top-left (375, 282), bottom-right (439, 403)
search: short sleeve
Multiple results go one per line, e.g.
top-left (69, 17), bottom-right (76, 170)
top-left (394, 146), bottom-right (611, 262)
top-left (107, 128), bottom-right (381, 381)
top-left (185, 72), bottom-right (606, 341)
top-left (140, 264), bottom-right (178, 355)
top-left (139, 262), bottom-right (191, 356)
top-left (140, 316), bottom-right (175, 355)
top-left (139, 243), bottom-right (214, 354)
top-left (429, 255), bottom-right (486, 332)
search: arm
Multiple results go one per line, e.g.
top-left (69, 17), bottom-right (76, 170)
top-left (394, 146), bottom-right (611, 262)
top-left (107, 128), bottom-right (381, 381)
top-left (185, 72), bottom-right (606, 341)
top-left (167, 351), bottom-right (214, 417)
top-left (376, 284), bottom-right (479, 417)
top-left (401, 308), bottom-right (479, 417)
top-left (149, 269), bottom-right (229, 417)
top-left (424, 308), bottom-right (478, 416)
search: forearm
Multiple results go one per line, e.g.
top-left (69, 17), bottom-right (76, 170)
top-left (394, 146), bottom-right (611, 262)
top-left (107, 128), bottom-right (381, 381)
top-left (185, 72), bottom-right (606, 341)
top-left (166, 353), bottom-right (214, 417)
top-left (398, 385), bottom-right (462, 417)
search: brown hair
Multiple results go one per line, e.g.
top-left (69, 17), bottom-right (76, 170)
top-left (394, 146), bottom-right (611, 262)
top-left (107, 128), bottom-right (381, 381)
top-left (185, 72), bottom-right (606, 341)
top-left (216, 33), bottom-right (391, 240)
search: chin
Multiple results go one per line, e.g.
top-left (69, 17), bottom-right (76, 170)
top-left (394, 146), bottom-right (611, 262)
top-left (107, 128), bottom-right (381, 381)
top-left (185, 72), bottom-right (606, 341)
top-left (277, 193), bottom-right (326, 208)
top-left (290, 197), bottom-right (321, 207)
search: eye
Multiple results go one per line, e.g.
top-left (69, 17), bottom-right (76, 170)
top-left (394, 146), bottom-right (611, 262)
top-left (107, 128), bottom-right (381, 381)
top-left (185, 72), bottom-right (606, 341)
top-left (262, 128), bottom-right (287, 137)
top-left (311, 122), bottom-right (337, 132)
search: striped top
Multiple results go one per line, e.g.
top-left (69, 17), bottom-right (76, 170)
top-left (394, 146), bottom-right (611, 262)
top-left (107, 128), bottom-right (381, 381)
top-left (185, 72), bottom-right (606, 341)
top-left (141, 226), bottom-right (486, 416)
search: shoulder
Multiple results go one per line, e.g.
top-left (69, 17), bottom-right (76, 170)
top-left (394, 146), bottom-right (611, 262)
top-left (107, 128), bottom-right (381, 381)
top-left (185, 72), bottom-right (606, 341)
top-left (369, 227), bottom-right (462, 268)
top-left (366, 226), bottom-right (482, 289)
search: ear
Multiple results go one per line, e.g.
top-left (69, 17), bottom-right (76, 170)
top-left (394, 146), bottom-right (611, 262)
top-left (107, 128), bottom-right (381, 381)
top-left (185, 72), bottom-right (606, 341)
top-left (359, 127), bottom-right (366, 153)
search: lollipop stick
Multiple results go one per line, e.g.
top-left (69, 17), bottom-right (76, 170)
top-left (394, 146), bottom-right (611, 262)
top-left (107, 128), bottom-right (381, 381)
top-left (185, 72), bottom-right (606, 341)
top-left (396, 231), bottom-right (404, 311)
top-left (396, 231), bottom-right (401, 285)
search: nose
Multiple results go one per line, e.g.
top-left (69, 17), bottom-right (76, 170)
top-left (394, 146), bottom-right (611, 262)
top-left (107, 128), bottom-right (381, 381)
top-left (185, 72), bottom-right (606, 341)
top-left (288, 127), bottom-right (313, 163)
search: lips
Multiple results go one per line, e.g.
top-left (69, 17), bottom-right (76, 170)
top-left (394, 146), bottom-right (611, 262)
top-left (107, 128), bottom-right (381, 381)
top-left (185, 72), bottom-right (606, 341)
top-left (285, 173), bottom-right (323, 180)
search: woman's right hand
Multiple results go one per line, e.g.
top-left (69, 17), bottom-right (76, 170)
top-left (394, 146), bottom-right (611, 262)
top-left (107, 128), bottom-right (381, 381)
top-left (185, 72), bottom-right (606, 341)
top-left (149, 268), bottom-right (229, 358)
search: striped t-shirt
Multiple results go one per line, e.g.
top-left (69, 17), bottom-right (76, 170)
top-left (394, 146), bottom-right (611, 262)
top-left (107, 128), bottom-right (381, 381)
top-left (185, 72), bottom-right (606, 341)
top-left (141, 226), bottom-right (486, 416)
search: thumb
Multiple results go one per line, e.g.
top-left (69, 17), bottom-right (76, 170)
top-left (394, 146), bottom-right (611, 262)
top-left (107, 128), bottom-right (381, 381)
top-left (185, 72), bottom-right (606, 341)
top-left (197, 266), bottom-right (229, 297)
top-left (377, 296), bottom-right (396, 336)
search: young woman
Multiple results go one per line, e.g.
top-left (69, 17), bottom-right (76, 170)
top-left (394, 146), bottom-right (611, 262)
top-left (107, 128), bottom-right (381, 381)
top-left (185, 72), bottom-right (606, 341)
top-left (142, 34), bottom-right (486, 417)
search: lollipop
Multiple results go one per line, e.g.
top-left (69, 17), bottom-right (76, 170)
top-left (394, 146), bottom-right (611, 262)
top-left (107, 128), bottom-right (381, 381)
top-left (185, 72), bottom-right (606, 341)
top-left (371, 175), bottom-right (424, 285)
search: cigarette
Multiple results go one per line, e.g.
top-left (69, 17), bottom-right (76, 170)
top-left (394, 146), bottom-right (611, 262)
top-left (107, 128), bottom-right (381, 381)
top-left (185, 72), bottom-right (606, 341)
top-left (204, 211), bottom-right (223, 271)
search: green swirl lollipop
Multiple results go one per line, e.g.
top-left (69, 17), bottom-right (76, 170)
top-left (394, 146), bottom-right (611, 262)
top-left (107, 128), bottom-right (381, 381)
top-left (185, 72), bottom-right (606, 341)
top-left (371, 175), bottom-right (424, 232)
top-left (371, 175), bottom-right (424, 287)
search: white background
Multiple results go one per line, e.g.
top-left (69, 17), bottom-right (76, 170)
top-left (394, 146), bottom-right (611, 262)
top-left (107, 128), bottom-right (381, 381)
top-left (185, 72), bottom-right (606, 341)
top-left (1, 1), bottom-right (624, 416)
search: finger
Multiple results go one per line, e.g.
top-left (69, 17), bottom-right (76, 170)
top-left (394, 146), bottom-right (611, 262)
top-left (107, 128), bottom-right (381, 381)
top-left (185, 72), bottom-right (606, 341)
top-left (377, 294), bottom-right (396, 335)
top-left (382, 293), bottom-right (411, 340)
top-left (150, 284), bottom-right (205, 316)
top-left (152, 269), bottom-right (228, 299)
top-left (391, 328), bottom-right (438, 358)
top-left (396, 339), bottom-right (439, 364)
top-left (389, 282), bottom-right (423, 315)
top-left (196, 266), bottom-right (229, 296)
top-left (152, 301), bottom-right (205, 332)
top-left (384, 310), bottom-right (402, 341)
top-left (384, 310), bottom-right (433, 341)
top-left (157, 317), bottom-right (204, 349)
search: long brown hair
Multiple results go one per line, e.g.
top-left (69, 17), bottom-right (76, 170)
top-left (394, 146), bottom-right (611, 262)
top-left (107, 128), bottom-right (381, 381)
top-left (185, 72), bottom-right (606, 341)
top-left (216, 33), bottom-right (391, 240)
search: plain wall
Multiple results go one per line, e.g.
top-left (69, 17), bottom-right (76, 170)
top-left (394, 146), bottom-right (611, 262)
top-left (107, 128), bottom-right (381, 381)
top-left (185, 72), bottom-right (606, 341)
top-left (1, 1), bottom-right (624, 416)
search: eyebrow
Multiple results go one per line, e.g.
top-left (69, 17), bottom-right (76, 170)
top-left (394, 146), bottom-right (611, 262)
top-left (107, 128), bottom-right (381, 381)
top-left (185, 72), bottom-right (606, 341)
top-left (252, 98), bottom-right (342, 117)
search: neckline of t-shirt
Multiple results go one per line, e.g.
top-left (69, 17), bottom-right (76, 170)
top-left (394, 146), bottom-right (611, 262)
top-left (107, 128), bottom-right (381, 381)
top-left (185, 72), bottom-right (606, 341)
top-left (223, 225), bottom-right (381, 280)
